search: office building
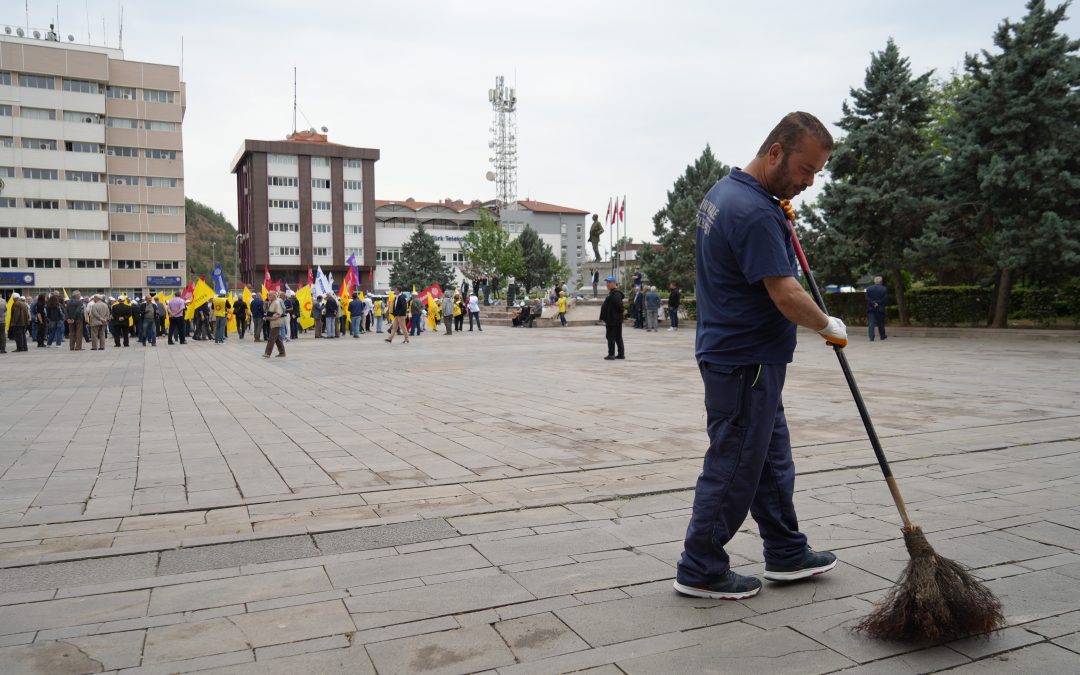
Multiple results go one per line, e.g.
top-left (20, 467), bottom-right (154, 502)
top-left (0, 26), bottom-right (186, 298)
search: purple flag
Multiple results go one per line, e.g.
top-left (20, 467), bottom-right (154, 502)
top-left (346, 253), bottom-right (360, 291)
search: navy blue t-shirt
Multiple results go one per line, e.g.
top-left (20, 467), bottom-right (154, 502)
top-left (695, 169), bottom-right (799, 365)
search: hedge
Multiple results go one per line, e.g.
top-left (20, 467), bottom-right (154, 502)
top-left (663, 286), bottom-right (1080, 327)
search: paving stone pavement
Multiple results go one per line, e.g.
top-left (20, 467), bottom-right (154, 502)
top-left (0, 326), bottom-right (1077, 673)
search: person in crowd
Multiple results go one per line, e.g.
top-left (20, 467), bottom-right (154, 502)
top-left (668, 282), bottom-right (681, 332)
top-left (349, 293), bottom-right (365, 337)
top-left (262, 290), bottom-right (286, 358)
top-left (141, 294), bottom-right (159, 346)
top-left (441, 292), bottom-right (454, 335)
top-left (385, 287), bottom-right (410, 344)
top-left (645, 285), bottom-right (662, 332)
top-left (633, 286), bottom-right (646, 329)
top-left (453, 293), bottom-right (465, 332)
top-left (408, 293), bottom-right (424, 336)
top-left (233, 293), bottom-right (249, 340)
top-left (212, 290), bottom-right (230, 344)
top-left (250, 293), bottom-right (265, 343)
top-left (65, 291), bottom-right (85, 351)
top-left (363, 293), bottom-right (374, 333)
top-left (46, 292), bottom-right (65, 347)
top-left (467, 292), bottom-right (482, 332)
top-left (32, 293), bottom-right (47, 347)
top-left (286, 290), bottom-right (300, 340)
top-left (373, 296), bottom-right (385, 334)
top-left (111, 295), bottom-right (131, 347)
top-left (0, 294), bottom-right (6, 353)
top-left (88, 294), bottom-right (111, 350)
top-left (312, 295), bottom-right (324, 338)
top-left (193, 301), bottom-right (210, 341)
top-left (557, 290), bottom-right (568, 326)
top-left (599, 276), bottom-right (625, 360)
top-left (9, 293), bottom-right (30, 352)
top-left (324, 293), bottom-right (339, 338)
top-left (866, 275), bottom-right (888, 341)
top-left (167, 294), bottom-right (187, 345)
top-left (154, 295), bottom-right (167, 336)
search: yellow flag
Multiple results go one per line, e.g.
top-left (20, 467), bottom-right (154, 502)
top-left (4, 295), bottom-right (12, 331)
top-left (162, 294), bottom-right (174, 328)
top-left (184, 278), bottom-right (215, 320)
top-left (387, 290), bottom-right (396, 322)
top-left (242, 285), bottom-right (254, 308)
top-left (296, 284), bottom-right (315, 330)
top-left (227, 291), bottom-right (238, 334)
top-left (62, 288), bottom-right (69, 300)
top-left (260, 284), bottom-right (268, 301)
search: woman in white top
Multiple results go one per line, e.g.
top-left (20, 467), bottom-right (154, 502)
top-left (467, 294), bottom-right (482, 332)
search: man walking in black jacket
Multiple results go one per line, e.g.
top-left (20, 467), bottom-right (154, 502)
top-left (599, 276), bottom-right (625, 360)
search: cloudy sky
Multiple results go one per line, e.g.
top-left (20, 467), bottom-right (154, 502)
top-left (29, 1), bottom-right (1073, 247)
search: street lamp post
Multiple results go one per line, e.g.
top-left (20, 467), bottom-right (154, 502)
top-left (235, 233), bottom-right (247, 289)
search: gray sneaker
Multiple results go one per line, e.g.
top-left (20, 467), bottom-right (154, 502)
top-left (763, 549), bottom-right (837, 581)
top-left (673, 570), bottom-right (762, 600)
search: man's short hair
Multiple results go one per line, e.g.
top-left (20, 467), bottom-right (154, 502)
top-left (757, 111), bottom-right (834, 156)
top-left (874, 276), bottom-right (883, 284)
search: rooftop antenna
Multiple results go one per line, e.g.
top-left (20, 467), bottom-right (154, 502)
top-left (180, 35), bottom-right (184, 81)
top-left (118, 3), bottom-right (123, 50)
top-left (85, 0), bottom-right (91, 44)
top-left (488, 75), bottom-right (519, 214)
top-left (293, 67), bottom-right (297, 133)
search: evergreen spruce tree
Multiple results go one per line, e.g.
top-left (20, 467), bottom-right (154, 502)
top-left (939, 0), bottom-right (1079, 326)
top-left (817, 38), bottom-right (938, 325)
top-left (511, 225), bottom-right (565, 293)
top-left (643, 146), bottom-right (730, 293)
top-left (389, 224), bottom-right (453, 290)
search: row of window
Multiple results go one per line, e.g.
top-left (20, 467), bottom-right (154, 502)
top-left (0, 227), bottom-right (179, 243)
top-left (266, 223), bottom-right (364, 235)
top-left (0, 105), bottom-right (178, 131)
top-left (372, 248), bottom-right (464, 265)
top-left (0, 198), bottom-right (179, 213)
top-left (0, 136), bottom-right (179, 159)
top-left (267, 154), bottom-right (363, 169)
top-left (0, 258), bottom-right (181, 269)
top-left (0, 72), bottom-right (178, 103)
top-left (267, 199), bottom-right (360, 211)
top-left (267, 247), bottom-right (337, 257)
top-left (0, 167), bottom-right (178, 187)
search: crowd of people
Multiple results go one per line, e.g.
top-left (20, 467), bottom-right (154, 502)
top-left (0, 286), bottom-right (493, 358)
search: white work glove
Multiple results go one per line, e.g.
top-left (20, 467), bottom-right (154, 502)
top-left (818, 316), bottom-right (848, 348)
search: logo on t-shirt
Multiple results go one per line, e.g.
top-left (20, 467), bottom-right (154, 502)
top-left (698, 198), bottom-right (719, 236)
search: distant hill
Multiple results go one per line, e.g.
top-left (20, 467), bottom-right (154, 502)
top-left (185, 198), bottom-right (237, 283)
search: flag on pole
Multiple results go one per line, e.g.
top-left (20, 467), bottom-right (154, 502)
top-left (211, 262), bottom-right (228, 294)
top-left (295, 285), bottom-right (315, 330)
top-left (181, 280), bottom-right (195, 302)
top-left (346, 253), bottom-right (360, 293)
top-left (307, 266), bottom-right (314, 289)
top-left (264, 265), bottom-right (272, 290)
top-left (619, 196), bottom-right (626, 223)
top-left (605, 197), bottom-right (612, 225)
top-left (184, 277), bottom-right (216, 320)
top-left (3, 295), bottom-right (12, 331)
top-left (339, 268), bottom-right (355, 322)
top-left (314, 267), bottom-right (332, 299)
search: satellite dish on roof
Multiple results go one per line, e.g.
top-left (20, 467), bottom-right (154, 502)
top-left (485, 172), bottom-right (495, 182)
top-left (33, 30), bottom-right (41, 38)
top-left (320, 126), bottom-right (328, 133)
top-left (16, 27), bottom-right (24, 36)
top-left (67, 35), bottom-right (74, 42)
top-left (4, 27), bottom-right (11, 34)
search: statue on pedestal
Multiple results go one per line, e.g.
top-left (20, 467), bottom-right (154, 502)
top-left (588, 214), bottom-right (605, 262)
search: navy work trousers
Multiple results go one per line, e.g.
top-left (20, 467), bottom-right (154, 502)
top-left (677, 362), bottom-right (807, 585)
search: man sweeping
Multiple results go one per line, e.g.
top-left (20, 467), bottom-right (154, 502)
top-left (674, 111), bottom-right (849, 600)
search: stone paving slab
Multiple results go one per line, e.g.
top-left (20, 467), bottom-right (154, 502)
top-left (0, 329), bottom-right (1078, 673)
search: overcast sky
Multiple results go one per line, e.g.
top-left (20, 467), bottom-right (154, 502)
top-left (29, 1), bottom-right (1074, 246)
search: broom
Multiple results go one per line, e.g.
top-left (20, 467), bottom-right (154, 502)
top-left (780, 200), bottom-right (1004, 643)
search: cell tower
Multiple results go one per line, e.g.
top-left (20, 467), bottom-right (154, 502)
top-left (487, 75), bottom-right (518, 213)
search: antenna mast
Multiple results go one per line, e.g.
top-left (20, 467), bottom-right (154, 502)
top-left (488, 75), bottom-right (518, 214)
top-left (293, 67), bottom-right (297, 133)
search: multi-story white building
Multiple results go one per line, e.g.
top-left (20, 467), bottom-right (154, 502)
top-left (373, 198), bottom-right (589, 292)
top-left (0, 26), bottom-right (186, 298)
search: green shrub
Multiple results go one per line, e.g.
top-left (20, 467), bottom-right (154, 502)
top-left (1009, 288), bottom-right (1057, 327)
top-left (907, 286), bottom-right (991, 326)
top-left (1061, 285), bottom-right (1080, 327)
top-left (682, 298), bottom-right (696, 320)
top-left (820, 292), bottom-right (870, 326)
